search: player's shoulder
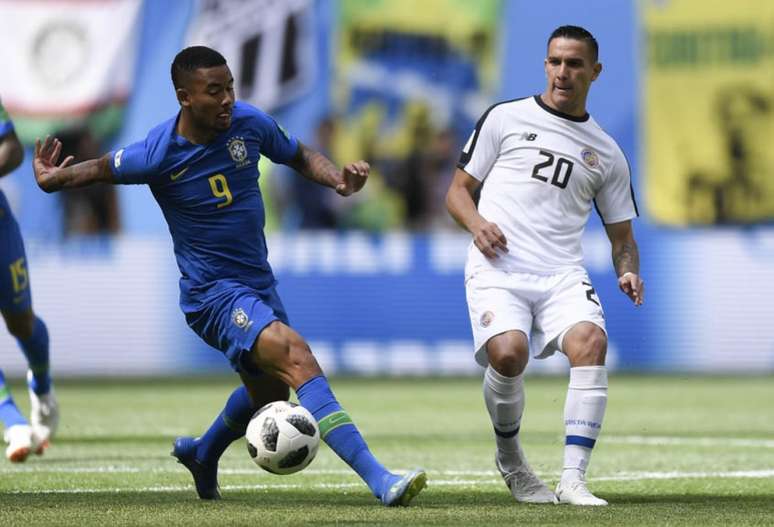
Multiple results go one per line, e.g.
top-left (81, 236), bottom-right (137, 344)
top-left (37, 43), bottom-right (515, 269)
top-left (586, 116), bottom-right (627, 161)
top-left (478, 96), bottom-right (532, 120)
top-left (232, 101), bottom-right (274, 127)
top-left (144, 116), bottom-right (178, 161)
top-left (145, 115), bottom-right (177, 145)
top-left (231, 101), bottom-right (294, 146)
top-left (115, 114), bottom-right (177, 173)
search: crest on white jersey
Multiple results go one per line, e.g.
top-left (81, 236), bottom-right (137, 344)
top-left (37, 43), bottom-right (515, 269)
top-left (480, 311), bottom-right (494, 328)
top-left (227, 136), bottom-right (250, 167)
top-left (581, 149), bottom-right (599, 169)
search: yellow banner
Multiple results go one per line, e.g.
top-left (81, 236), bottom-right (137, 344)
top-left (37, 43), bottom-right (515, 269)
top-left (644, 0), bottom-right (774, 225)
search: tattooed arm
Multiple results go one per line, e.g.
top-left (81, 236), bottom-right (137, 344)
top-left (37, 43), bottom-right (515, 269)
top-left (286, 141), bottom-right (368, 197)
top-left (33, 136), bottom-right (113, 193)
top-left (605, 220), bottom-right (644, 306)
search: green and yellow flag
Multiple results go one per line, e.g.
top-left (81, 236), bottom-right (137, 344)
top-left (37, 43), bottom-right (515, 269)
top-left (644, 0), bottom-right (774, 225)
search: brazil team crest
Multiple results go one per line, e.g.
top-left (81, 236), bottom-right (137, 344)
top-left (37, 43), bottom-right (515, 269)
top-left (232, 307), bottom-right (253, 331)
top-left (227, 136), bottom-right (250, 168)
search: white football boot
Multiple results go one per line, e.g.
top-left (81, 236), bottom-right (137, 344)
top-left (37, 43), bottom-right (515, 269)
top-left (4, 424), bottom-right (33, 462)
top-left (555, 477), bottom-right (608, 506)
top-left (496, 455), bottom-right (557, 504)
top-left (27, 370), bottom-right (59, 450)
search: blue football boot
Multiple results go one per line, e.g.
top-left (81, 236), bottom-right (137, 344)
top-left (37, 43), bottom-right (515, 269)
top-left (171, 436), bottom-right (221, 500)
top-left (380, 469), bottom-right (427, 506)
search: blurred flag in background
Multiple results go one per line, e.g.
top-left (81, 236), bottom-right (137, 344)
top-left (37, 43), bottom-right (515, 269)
top-left (0, 0), bottom-right (142, 144)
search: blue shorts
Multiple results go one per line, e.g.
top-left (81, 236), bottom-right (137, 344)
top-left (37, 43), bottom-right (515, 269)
top-left (0, 194), bottom-right (32, 312)
top-left (183, 280), bottom-right (290, 373)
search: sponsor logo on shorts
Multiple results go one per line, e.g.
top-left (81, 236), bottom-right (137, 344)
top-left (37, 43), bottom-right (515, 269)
top-left (480, 311), bottom-right (494, 328)
top-left (231, 307), bottom-right (253, 331)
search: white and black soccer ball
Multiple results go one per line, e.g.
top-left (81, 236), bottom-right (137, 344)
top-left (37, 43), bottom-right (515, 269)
top-left (245, 401), bottom-right (320, 475)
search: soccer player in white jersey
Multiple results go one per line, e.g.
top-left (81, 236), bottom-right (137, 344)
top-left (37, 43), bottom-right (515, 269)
top-left (446, 25), bottom-right (643, 506)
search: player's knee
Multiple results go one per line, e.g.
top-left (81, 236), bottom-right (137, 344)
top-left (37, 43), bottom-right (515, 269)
top-left (486, 332), bottom-right (529, 376)
top-left (256, 323), bottom-right (321, 386)
top-left (565, 324), bottom-right (607, 366)
top-left (242, 375), bottom-right (290, 407)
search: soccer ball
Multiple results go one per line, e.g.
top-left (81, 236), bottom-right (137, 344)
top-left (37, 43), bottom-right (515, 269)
top-left (245, 401), bottom-right (320, 475)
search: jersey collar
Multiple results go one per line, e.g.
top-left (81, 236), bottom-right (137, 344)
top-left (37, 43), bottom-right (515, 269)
top-left (533, 95), bottom-right (590, 122)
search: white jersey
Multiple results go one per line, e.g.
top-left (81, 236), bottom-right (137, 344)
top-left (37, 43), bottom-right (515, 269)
top-left (459, 95), bottom-right (638, 276)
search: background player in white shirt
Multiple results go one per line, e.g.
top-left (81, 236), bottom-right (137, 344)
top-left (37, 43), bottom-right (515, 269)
top-left (446, 25), bottom-right (643, 506)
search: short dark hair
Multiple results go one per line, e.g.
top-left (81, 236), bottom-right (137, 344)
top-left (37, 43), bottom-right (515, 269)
top-left (171, 46), bottom-right (227, 89)
top-left (548, 25), bottom-right (598, 62)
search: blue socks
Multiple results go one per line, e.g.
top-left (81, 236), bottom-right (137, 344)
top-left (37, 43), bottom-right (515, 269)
top-left (196, 385), bottom-right (255, 463)
top-left (192, 376), bottom-right (399, 501)
top-left (0, 370), bottom-right (27, 428)
top-left (296, 375), bottom-right (396, 498)
top-left (17, 317), bottom-right (51, 395)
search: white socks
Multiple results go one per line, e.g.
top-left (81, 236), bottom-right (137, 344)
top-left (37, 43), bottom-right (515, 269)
top-left (483, 365), bottom-right (525, 470)
top-left (561, 366), bottom-right (608, 484)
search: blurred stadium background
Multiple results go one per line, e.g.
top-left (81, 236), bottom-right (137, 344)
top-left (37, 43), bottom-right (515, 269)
top-left (0, 0), bottom-right (773, 379)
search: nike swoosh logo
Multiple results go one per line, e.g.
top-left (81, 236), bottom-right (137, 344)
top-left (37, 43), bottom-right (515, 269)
top-left (327, 414), bottom-right (348, 426)
top-left (170, 167), bottom-right (189, 181)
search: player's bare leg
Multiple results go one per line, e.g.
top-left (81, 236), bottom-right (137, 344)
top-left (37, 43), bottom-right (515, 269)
top-left (251, 321), bottom-right (426, 506)
top-left (485, 331), bottom-right (556, 504)
top-left (555, 321), bottom-right (609, 506)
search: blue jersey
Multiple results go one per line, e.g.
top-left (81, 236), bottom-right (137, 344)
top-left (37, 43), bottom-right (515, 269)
top-left (110, 101), bottom-right (299, 312)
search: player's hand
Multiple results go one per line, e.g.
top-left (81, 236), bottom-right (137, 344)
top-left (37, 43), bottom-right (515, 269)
top-left (336, 160), bottom-right (369, 196)
top-left (618, 272), bottom-right (644, 306)
top-left (472, 220), bottom-right (508, 259)
top-left (33, 136), bottom-right (74, 186)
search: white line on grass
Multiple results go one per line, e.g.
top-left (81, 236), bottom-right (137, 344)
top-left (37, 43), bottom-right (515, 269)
top-left (4, 469), bottom-right (774, 495)
top-left (605, 435), bottom-right (774, 448)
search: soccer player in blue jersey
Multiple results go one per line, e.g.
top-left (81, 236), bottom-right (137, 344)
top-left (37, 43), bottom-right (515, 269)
top-left (0, 99), bottom-right (59, 462)
top-left (31, 46), bottom-right (426, 505)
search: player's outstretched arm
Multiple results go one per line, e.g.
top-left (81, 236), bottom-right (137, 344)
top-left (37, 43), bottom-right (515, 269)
top-left (287, 141), bottom-right (368, 196)
top-left (33, 135), bottom-right (113, 193)
top-left (446, 168), bottom-right (507, 259)
top-left (605, 220), bottom-right (644, 306)
top-left (0, 130), bottom-right (24, 178)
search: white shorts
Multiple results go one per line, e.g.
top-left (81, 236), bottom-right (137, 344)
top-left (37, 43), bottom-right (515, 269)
top-left (465, 267), bottom-right (606, 367)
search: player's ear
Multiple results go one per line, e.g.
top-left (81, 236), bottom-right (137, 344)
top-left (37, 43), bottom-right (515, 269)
top-left (176, 87), bottom-right (191, 108)
top-left (591, 62), bottom-right (602, 81)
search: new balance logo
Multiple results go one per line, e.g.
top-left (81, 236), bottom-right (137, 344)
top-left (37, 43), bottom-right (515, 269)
top-left (170, 167), bottom-right (189, 181)
top-left (520, 132), bottom-right (538, 141)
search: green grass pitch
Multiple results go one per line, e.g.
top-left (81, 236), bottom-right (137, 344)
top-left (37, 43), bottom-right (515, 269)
top-left (1, 375), bottom-right (772, 526)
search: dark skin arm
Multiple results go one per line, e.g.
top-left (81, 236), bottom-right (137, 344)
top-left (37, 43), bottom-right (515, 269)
top-left (605, 220), bottom-right (644, 306)
top-left (286, 141), bottom-right (368, 196)
top-left (32, 135), bottom-right (114, 193)
top-left (445, 167), bottom-right (508, 259)
top-left (0, 130), bottom-right (24, 178)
